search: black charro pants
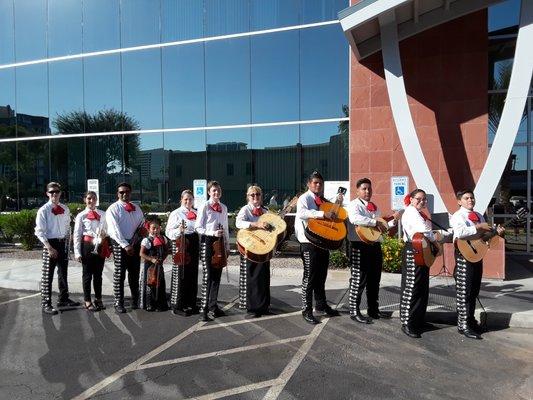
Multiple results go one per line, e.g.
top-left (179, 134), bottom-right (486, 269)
top-left (81, 242), bottom-right (105, 302)
top-left (111, 240), bottom-right (140, 307)
top-left (348, 241), bottom-right (382, 315)
top-left (41, 238), bottom-right (70, 307)
top-left (400, 244), bottom-right (429, 331)
top-left (454, 250), bottom-right (483, 330)
top-left (170, 233), bottom-right (199, 310)
top-left (300, 242), bottom-right (329, 311)
top-left (200, 236), bottom-right (224, 312)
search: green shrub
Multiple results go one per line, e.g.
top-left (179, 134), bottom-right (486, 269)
top-left (2, 210), bottom-right (39, 250)
top-left (381, 234), bottom-right (404, 273)
top-left (329, 249), bottom-right (348, 269)
top-left (67, 203), bottom-right (85, 217)
top-left (0, 214), bottom-right (15, 243)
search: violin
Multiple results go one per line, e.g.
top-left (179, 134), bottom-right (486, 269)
top-left (211, 223), bottom-right (227, 268)
top-left (173, 220), bottom-right (191, 266)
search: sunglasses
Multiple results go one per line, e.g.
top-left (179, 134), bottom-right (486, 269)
top-left (118, 190), bottom-right (131, 194)
top-left (249, 193), bottom-right (261, 197)
top-left (48, 190), bottom-right (60, 194)
top-left (413, 197), bottom-right (427, 202)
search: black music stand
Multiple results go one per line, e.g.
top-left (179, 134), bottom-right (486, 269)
top-left (430, 212), bottom-right (454, 279)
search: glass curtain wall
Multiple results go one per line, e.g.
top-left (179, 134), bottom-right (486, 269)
top-left (0, 0), bottom-right (349, 212)
top-left (488, 0), bottom-right (532, 252)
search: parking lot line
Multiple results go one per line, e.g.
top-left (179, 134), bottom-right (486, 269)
top-left (190, 378), bottom-right (282, 400)
top-left (136, 334), bottom-right (310, 371)
top-left (0, 292), bottom-right (40, 306)
top-left (198, 310), bottom-right (302, 331)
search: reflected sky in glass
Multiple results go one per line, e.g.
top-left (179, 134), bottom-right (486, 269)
top-left (164, 131), bottom-right (206, 152)
top-left (0, 0), bottom-right (15, 64)
top-left (121, 0), bottom-right (161, 47)
top-left (250, 0), bottom-right (299, 30)
top-left (162, 0), bottom-right (204, 41)
top-left (251, 125), bottom-right (299, 149)
top-left (488, 0), bottom-right (521, 33)
top-left (49, 60), bottom-right (83, 133)
top-left (48, 0), bottom-right (82, 57)
top-left (84, 55), bottom-right (122, 115)
top-left (16, 65), bottom-right (48, 120)
top-left (83, 0), bottom-right (120, 52)
top-left (14, 0), bottom-right (46, 62)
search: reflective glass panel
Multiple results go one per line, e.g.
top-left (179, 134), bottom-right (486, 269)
top-left (17, 140), bottom-right (50, 208)
top-left (84, 55), bottom-right (122, 116)
top-left (122, 49), bottom-right (163, 130)
top-left (0, 0), bottom-right (15, 64)
top-left (302, 0), bottom-right (348, 24)
top-left (300, 122), bottom-right (348, 181)
top-left (132, 133), bottom-right (166, 208)
top-left (164, 131), bottom-right (207, 205)
top-left (48, 0), bottom-right (82, 57)
top-left (251, 31), bottom-right (299, 123)
top-left (205, 38), bottom-right (250, 126)
top-left (488, 0), bottom-right (520, 33)
top-left (207, 128), bottom-right (251, 210)
top-left (489, 37), bottom-right (515, 91)
top-left (83, 0), bottom-right (120, 52)
top-left (50, 137), bottom-right (86, 203)
top-left (16, 65), bottom-right (50, 137)
top-left (120, 0), bottom-right (161, 48)
top-left (205, 0), bottom-right (250, 37)
top-left (161, 0), bottom-right (204, 42)
top-left (14, 0), bottom-right (47, 62)
top-left (49, 60), bottom-right (84, 134)
top-left (162, 44), bottom-right (205, 128)
top-left (300, 25), bottom-right (349, 119)
top-left (0, 142), bottom-right (17, 210)
top-left (489, 94), bottom-right (527, 144)
top-left (0, 70), bottom-right (16, 138)
top-left (250, 0), bottom-right (300, 31)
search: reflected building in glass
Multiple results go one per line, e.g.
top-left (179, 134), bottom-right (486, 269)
top-left (0, 0), bottom-right (349, 212)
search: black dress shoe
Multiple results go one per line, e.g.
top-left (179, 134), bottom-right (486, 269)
top-left (57, 298), bottom-right (80, 307)
top-left (401, 325), bottom-right (421, 338)
top-left (367, 310), bottom-right (391, 320)
top-left (462, 328), bottom-right (482, 340)
top-left (316, 306), bottom-right (340, 317)
top-left (131, 300), bottom-right (139, 310)
top-left (172, 308), bottom-right (191, 316)
top-left (189, 306), bottom-right (200, 315)
top-left (350, 313), bottom-right (373, 324)
top-left (212, 308), bottom-right (226, 318)
top-left (94, 300), bottom-right (106, 310)
top-left (115, 305), bottom-right (127, 314)
top-left (201, 311), bottom-right (212, 322)
top-left (302, 310), bottom-right (320, 325)
top-left (42, 305), bottom-right (59, 315)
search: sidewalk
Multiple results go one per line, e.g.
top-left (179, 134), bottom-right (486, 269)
top-left (0, 255), bottom-right (532, 329)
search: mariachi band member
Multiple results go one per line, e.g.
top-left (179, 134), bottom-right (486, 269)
top-left (399, 189), bottom-right (437, 338)
top-left (346, 178), bottom-right (399, 324)
top-left (139, 217), bottom-right (169, 312)
top-left (106, 182), bottom-right (144, 314)
top-left (295, 171), bottom-right (342, 324)
top-left (196, 181), bottom-right (230, 322)
top-left (73, 191), bottom-right (108, 312)
top-left (166, 189), bottom-right (200, 316)
top-left (35, 182), bottom-right (80, 315)
top-left (450, 190), bottom-right (504, 339)
top-left (236, 185), bottom-right (271, 318)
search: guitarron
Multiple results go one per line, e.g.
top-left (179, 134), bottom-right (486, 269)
top-left (305, 187), bottom-right (348, 250)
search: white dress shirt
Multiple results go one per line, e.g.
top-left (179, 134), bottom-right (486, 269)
top-left (106, 200), bottom-right (144, 248)
top-left (34, 201), bottom-right (71, 245)
top-left (401, 205), bottom-right (435, 242)
top-left (166, 206), bottom-right (197, 239)
top-left (295, 190), bottom-right (326, 244)
top-left (236, 203), bottom-right (268, 229)
top-left (346, 198), bottom-right (395, 242)
top-left (195, 199), bottom-right (230, 252)
top-left (73, 208), bottom-right (107, 259)
top-left (450, 207), bottom-right (485, 241)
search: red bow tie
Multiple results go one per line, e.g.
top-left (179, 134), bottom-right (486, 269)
top-left (210, 202), bottom-right (222, 213)
top-left (87, 210), bottom-right (100, 221)
top-left (252, 207), bottom-right (263, 217)
top-left (314, 195), bottom-right (325, 207)
top-left (468, 212), bottom-right (480, 222)
top-left (186, 210), bottom-right (197, 220)
top-left (404, 194), bottom-right (411, 207)
top-left (124, 202), bottom-right (136, 212)
top-left (419, 211), bottom-right (429, 221)
top-left (366, 202), bottom-right (377, 212)
top-left (153, 236), bottom-right (164, 247)
top-left (52, 205), bottom-right (64, 215)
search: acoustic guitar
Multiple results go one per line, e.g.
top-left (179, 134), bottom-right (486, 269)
top-left (237, 196), bottom-right (298, 263)
top-left (305, 187), bottom-right (348, 250)
top-left (455, 208), bottom-right (526, 263)
top-left (412, 231), bottom-right (443, 267)
top-left (356, 212), bottom-right (402, 244)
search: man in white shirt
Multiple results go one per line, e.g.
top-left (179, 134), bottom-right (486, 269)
top-left (106, 182), bottom-right (144, 313)
top-left (450, 189), bottom-right (503, 339)
top-left (35, 182), bottom-right (79, 315)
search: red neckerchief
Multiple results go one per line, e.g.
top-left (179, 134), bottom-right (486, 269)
top-left (314, 194), bottom-right (325, 207)
top-left (366, 202), bottom-right (377, 212)
top-left (87, 210), bottom-right (100, 221)
top-left (52, 205), bottom-right (64, 215)
top-left (124, 202), bottom-right (136, 212)
top-left (153, 235), bottom-right (164, 247)
top-left (468, 211), bottom-right (480, 222)
top-left (210, 202), bottom-right (222, 213)
top-left (186, 210), bottom-right (197, 220)
top-left (419, 211), bottom-right (429, 221)
top-left (252, 207), bottom-right (263, 217)
top-left (404, 194), bottom-right (411, 207)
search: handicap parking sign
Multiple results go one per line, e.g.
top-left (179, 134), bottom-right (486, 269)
top-left (395, 186), bottom-right (405, 196)
top-left (391, 176), bottom-right (409, 210)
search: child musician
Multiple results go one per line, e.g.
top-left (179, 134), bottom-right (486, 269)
top-left (139, 217), bottom-right (169, 312)
top-left (166, 189), bottom-right (200, 316)
top-left (73, 191), bottom-right (108, 312)
top-left (196, 181), bottom-right (230, 322)
top-left (35, 182), bottom-right (80, 315)
top-left (236, 185), bottom-right (271, 318)
top-left (450, 190), bottom-right (504, 339)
